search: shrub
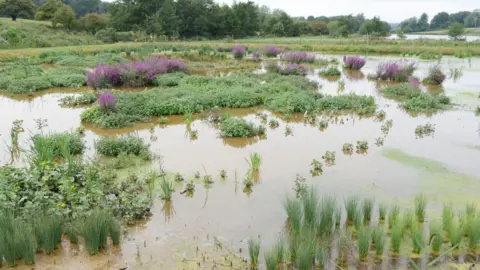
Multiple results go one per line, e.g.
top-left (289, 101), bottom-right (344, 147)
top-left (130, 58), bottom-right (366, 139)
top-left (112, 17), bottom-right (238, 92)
top-left (422, 64), bottom-right (446, 85)
top-left (220, 118), bottom-right (265, 138)
top-left (263, 45), bottom-right (279, 57)
top-left (232, 45), bottom-right (246, 59)
top-left (6, 77), bottom-right (53, 93)
top-left (86, 57), bottom-right (186, 89)
top-left (319, 66), bottom-right (341, 76)
top-left (373, 60), bottom-right (417, 82)
top-left (343, 56), bottom-right (366, 70)
top-left (267, 63), bottom-right (307, 76)
top-left (33, 132), bottom-right (85, 158)
top-left (402, 93), bottom-right (449, 111)
top-left (252, 51), bottom-right (262, 61)
top-left (95, 135), bottom-right (151, 159)
top-left (380, 83), bottom-right (421, 99)
top-left (282, 51), bottom-right (316, 63)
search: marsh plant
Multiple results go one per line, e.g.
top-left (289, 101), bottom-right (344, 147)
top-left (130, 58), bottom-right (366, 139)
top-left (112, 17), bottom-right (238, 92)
top-left (379, 203), bottom-right (387, 222)
top-left (174, 173), bottom-right (184, 182)
top-left (343, 56), bottom-right (366, 70)
top-left (362, 198), bottom-right (375, 222)
top-left (357, 227), bottom-right (371, 261)
top-left (318, 120), bottom-right (329, 130)
top-left (342, 142), bottom-right (354, 154)
top-left (449, 220), bottom-right (463, 249)
top-left (322, 151), bottom-right (336, 165)
top-left (158, 116), bottom-right (169, 124)
top-left (183, 113), bottom-right (193, 125)
top-left (338, 79), bottom-right (345, 91)
top-left (0, 214), bottom-right (36, 266)
top-left (388, 203), bottom-right (400, 229)
top-left (283, 195), bottom-right (303, 232)
top-left (402, 210), bottom-right (414, 231)
top-left (267, 63), bottom-right (308, 76)
top-left (476, 106), bottom-right (480, 115)
top-left (390, 223), bottom-right (403, 254)
top-left (415, 123), bottom-right (435, 137)
top-left (293, 174), bottom-right (308, 199)
top-left (443, 203), bottom-right (454, 235)
top-left (467, 217), bottom-right (480, 252)
top-left (373, 60), bottom-right (417, 82)
top-left (189, 129), bottom-right (198, 139)
top-left (310, 159), bottom-right (323, 176)
top-left (160, 179), bottom-right (174, 201)
top-left (381, 119), bottom-right (393, 135)
top-left (412, 225), bottom-right (425, 254)
top-left (220, 118), bottom-right (265, 138)
top-left (194, 171), bottom-right (200, 179)
top-left (264, 250), bottom-right (277, 270)
top-left (248, 237), bottom-right (261, 268)
top-left (375, 137), bottom-right (384, 146)
top-left (232, 45), bottom-right (246, 59)
top-left (345, 196), bottom-right (359, 225)
top-left (375, 110), bottom-right (386, 121)
top-left (255, 112), bottom-right (268, 121)
top-left (356, 140), bottom-right (369, 153)
top-left (414, 193), bottom-right (427, 223)
top-left (449, 68), bottom-right (463, 82)
top-left (319, 66), bottom-right (341, 76)
top-left (282, 51), bottom-right (316, 64)
top-left (80, 209), bottom-right (121, 255)
top-left (34, 215), bottom-right (64, 254)
top-left (429, 221), bottom-right (443, 254)
top-left (181, 181), bottom-right (195, 197)
top-left (466, 203), bottom-right (476, 219)
top-left (422, 64), bottom-right (446, 85)
top-left (285, 125), bottom-right (293, 136)
top-left (247, 153), bottom-right (262, 171)
top-left (268, 119), bottom-right (279, 128)
top-left (220, 169), bottom-right (227, 179)
top-left (372, 227), bottom-right (386, 257)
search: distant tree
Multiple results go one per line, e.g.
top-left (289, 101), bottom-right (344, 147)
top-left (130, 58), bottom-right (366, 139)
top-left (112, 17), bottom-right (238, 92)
top-left (78, 13), bottom-right (108, 33)
top-left (36, 0), bottom-right (61, 21)
top-left (310, 21), bottom-right (328, 35)
top-left (449, 11), bottom-right (471, 25)
top-left (417, 13), bottom-right (429, 31)
top-left (294, 20), bottom-right (311, 36)
top-left (465, 12), bottom-right (480, 28)
top-left (430, 12), bottom-right (450, 29)
top-left (52, 4), bottom-right (76, 29)
top-left (271, 21), bottom-right (285, 36)
top-left (327, 21), bottom-right (348, 37)
top-left (395, 28), bottom-right (406, 39)
top-left (144, 11), bottom-right (163, 35)
top-left (358, 17), bottom-right (391, 37)
top-left (157, 0), bottom-right (178, 38)
top-left (307, 15), bottom-right (314, 21)
top-left (448, 23), bottom-right (465, 39)
top-left (400, 17), bottom-right (418, 32)
top-left (0, 0), bottom-right (37, 21)
top-left (64, 0), bottom-right (104, 17)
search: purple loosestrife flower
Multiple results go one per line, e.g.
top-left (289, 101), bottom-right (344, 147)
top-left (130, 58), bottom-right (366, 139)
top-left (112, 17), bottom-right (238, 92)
top-left (284, 64), bottom-right (307, 76)
top-left (282, 51), bottom-right (316, 64)
top-left (263, 45), bottom-right (279, 57)
top-left (232, 45), bottom-right (246, 59)
top-left (408, 76), bottom-right (421, 89)
top-left (343, 56), bottom-right (366, 70)
top-left (98, 90), bottom-right (116, 113)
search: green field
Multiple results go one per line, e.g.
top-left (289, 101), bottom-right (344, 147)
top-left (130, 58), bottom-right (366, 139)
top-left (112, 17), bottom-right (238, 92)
top-left (414, 27), bottom-right (480, 36)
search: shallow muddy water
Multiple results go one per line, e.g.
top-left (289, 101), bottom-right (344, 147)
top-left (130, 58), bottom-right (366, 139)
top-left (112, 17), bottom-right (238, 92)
top-left (1, 55), bottom-right (480, 269)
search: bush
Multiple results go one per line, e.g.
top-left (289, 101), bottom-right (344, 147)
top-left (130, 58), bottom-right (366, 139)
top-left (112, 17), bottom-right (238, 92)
top-left (422, 64), bottom-right (446, 85)
top-left (282, 51), bottom-right (316, 63)
top-left (263, 45), bottom-right (279, 57)
top-left (33, 132), bottom-right (85, 158)
top-left (402, 93), bottom-right (449, 111)
top-left (95, 135), bottom-right (151, 159)
top-left (343, 56), bottom-right (366, 70)
top-left (380, 83), bottom-right (421, 99)
top-left (220, 118), bottom-right (265, 138)
top-left (267, 63), bottom-right (307, 76)
top-left (6, 77), bottom-right (53, 93)
top-left (320, 66), bottom-right (341, 76)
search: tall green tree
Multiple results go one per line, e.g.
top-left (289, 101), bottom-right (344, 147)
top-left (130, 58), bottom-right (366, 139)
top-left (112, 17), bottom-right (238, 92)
top-left (430, 12), bottom-right (450, 29)
top-left (417, 13), bottom-right (429, 31)
top-left (231, 1), bottom-right (259, 37)
top-left (79, 13), bottom-right (108, 33)
top-left (52, 4), bottom-right (76, 29)
top-left (465, 12), bottom-right (480, 28)
top-left (64, 0), bottom-right (104, 17)
top-left (36, 0), bottom-right (61, 21)
top-left (449, 11), bottom-right (471, 25)
top-left (0, 0), bottom-right (37, 21)
top-left (358, 17), bottom-right (390, 37)
top-left (157, 0), bottom-right (178, 38)
top-left (448, 22), bottom-right (465, 39)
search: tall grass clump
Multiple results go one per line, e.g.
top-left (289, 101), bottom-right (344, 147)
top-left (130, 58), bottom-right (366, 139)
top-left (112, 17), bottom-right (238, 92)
top-left (220, 118), bottom-right (265, 138)
top-left (448, 220), bottom-right (462, 249)
top-left (357, 227), bottom-right (371, 261)
top-left (302, 188), bottom-right (319, 227)
top-left (266, 62), bottom-right (308, 76)
top-left (412, 225), bottom-right (425, 254)
top-left (390, 223), bottom-right (403, 254)
top-left (343, 56), bottom-right (366, 70)
top-left (442, 203), bottom-right (454, 236)
top-left (80, 209), bottom-right (121, 255)
top-left (319, 66), bottom-right (341, 76)
top-left (362, 198), bottom-right (374, 223)
top-left (388, 203), bottom-right (400, 229)
top-left (467, 217), bottom-right (480, 253)
top-left (402, 210), bottom-right (414, 231)
top-left (373, 60), bottom-right (417, 82)
top-left (282, 51), bottom-right (316, 63)
top-left (345, 196), bottom-right (359, 225)
top-left (248, 237), bottom-right (261, 268)
top-left (295, 228), bottom-right (317, 269)
top-left (318, 196), bottom-right (336, 236)
top-left (34, 215), bottom-right (63, 254)
top-left (283, 195), bottom-right (303, 233)
top-left (248, 153), bottom-right (262, 171)
top-left (466, 203), bottom-right (476, 219)
top-left (372, 227), bottom-right (386, 257)
top-left (264, 250), bottom-right (277, 270)
top-left (415, 193), bottom-right (427, 222)
top-left (232, 45), bottom-right (246, 59)
top-left (0, 214), bottom-right (36, 266)
top-left (422, 64), bottom-right (446, 85)
top-left (86, 57), bottom-right (186, 89)
top-left (379, 203), bottom-right (387, 222)
top-left (33, 132), bottom-right (85, 158)
top-left (272, 237), bottom-right (285, 265)
top-left (95, 135), bottom-right (151, 159)
top-left (429, 221), bottom-right (443, 255)
top-left (160, 179), bottom-right (174, 201)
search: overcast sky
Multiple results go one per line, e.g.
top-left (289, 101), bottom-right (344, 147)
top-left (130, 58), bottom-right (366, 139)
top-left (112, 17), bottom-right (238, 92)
top-left (215, 0), bottom-right (479, 22)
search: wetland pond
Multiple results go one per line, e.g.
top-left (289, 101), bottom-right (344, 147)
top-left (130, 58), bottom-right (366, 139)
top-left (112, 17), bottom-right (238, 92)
top-left (1, 53), bottom-right (480, 269)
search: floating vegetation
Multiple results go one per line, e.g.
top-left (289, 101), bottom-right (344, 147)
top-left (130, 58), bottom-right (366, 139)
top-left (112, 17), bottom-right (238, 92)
top-left (414, 193), bottom-right (427, 223)
top-left (268, 119), bottom-right (279, 128)
top-left (322, 151), bottom-right (336, 165)
top-left (181, 181), bottom-right (195, 197)
top-left (285, 125), bottom-right (293, 136)
top-left (293, 174), bottom-right (308, 199)
top-left (220, 169), bottom-right (227, 179)
top-left (318, 119), bottom-right (329, 130)
top-left (342, 142), bottom-right (354, 154)
top-left (356, 140), bottom-right (369, 153)
top-left (375, 110), bottom-right (386, 121)
top-left (381, 119), bottom-right (393, 135)
top-left (375, 137), bottom-right (384, 146)
top-left (310, 159), bottom-right (323, 176)
top-left (174, 172), bottom-right (184, 182)
top-left (415, 123), bottom-right (435, 138)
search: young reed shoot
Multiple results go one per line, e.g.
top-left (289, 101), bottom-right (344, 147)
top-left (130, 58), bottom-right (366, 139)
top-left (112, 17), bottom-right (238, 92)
top-left (362, 198), bottom-right (374, 223)
top-left (412, 225), bottom-right (425, 254)
top-left (302, 187), bottom-right (319, 227)
top-left (442, 203), bottom-right (454, 236)
top-left (391, 223), bottom-right (404, 254)
top-left (264, 250), bottom-right (277, 270)
top-left (357, 226), bottom-right (371, 261)
top-left (160, 179), bottom-right (174, 201)
top-left (283, 195), bottom-right (303, 233)
top-left (272, 236), bottom-right (285, 264)
top-left (449, 220), bottom-right (463, 249)
top-left (402, 210), bottom-right (414, 231)
top-left (295, 228), bottom-right (317, 270)
top-left (34, 215), bottom-right (64, 254)
top-left (372, 227), bottom-right (386, 257)
top-left (248, 152), bottom-right (262, 171)
top-left (466, 203), bottom-right (476, 219)
top-left (388, 203), bottom-right (400, 229)
top-left (379, 203), bottom-right (387, 222)
top-left (415, 193), bottom-right (428, 222)
top-left (429, 221), bottom-right (443, 255)
top-left (467, 217), bottom-right (480, 252)
top-left (248, 237), bottom-right (261, 268)
top-left (345, 196), bottom-right (359, 225)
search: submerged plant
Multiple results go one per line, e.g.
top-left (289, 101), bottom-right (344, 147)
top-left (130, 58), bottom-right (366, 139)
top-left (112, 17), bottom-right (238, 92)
top-left (322, 151), bottom-right (336, 165)
top-left (362, 198), bottom-right (375, 222)
top-left (342, 142), bottom-right (354, 154)
top-left (343, 56), bottom-right (366, 70)
top-left (310, 159), bottom-right (323, 176)
top-left (345, 196), bottom-right (359, 225)
top-left (248, 237), bottom-right (261, 268)
top-left (357, 227), bottom-right (371, 261)
top-left (415, 193), bottom-right (428, 223)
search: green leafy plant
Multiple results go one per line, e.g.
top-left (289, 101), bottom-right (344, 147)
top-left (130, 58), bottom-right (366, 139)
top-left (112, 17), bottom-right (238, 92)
top-left (372, 227), bottom-right (385, 257)
top-left (342, 142), bottom-right (354, 154)
top-left (248, 153), bottom-right (262, 171)
top-left (356, 140), bottom-right (368, 153)
top-left (160, 179), bottom-right (174, 201)
top-left (322, 151), bottom-right (336, 165)
top-left (95, 135), bottom-right (151, 160)
top-left (310, 159), bottom-right (323, 176)
top-left (220, 118), bottom-right (265, 138)
top-left (415, 123), bottom-right (435, 138)
top-left (268, 119), bottom-right (279, 128)
top-left (357, 226), bottom-right (371, 261)
top-left (415, 193), bottom-right (428, 222)
top-left (345, 196), bottom-right (359, 225)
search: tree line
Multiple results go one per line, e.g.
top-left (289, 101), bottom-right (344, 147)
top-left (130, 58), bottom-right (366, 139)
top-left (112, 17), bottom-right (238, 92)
top-left (399, 10), bottom-right (480, 33)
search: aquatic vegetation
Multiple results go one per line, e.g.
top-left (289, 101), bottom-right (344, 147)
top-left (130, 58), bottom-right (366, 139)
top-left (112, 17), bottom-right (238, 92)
top-left (322, 151), bottom-right (336, 165)
top-left (272, 237), bottom-right (285, 265)
top-left (442, 203), bottom-right (454, 235)
top-left (373, 60), bottom-right (417, 82)
top-left (181, 181), bottom-right (195, 197)
top-left (293, 174), bottom-right (308, 199)
top-left (282, 51), bottom-right (316, 63)
top-left (59, 92), bottom-right (97, 106)
top-left (95, 135), bottom-right (151, 160)
top-left (263, 45), bottom-right (279, 57)
top-left (345, 196), bottom-right (359, 225)
top-left (418, 52), bottom-right (441, 60)
top-left (232, 45), bottom-right (246, 59)
top-left (174, 172), bottom-right (184, 182)
top-left (248, 237), bottom-right (261, 268)
top-left (403, 92), bottom-right (451, 112)
top-left (338, 79), bottom-right (345, 90)
top-left (34, 215), bottom-right (63, 254)
top-left (183, 113), bottom-right (193, 125)
top-left (372, 227), bottom-right (386, 257)
top-left (255, 112), bottom-right (268, 121)
top-left (422, 64), bottom-right (446, 85)
top-left (466, 203), bottom-right (476, 219)
top-left (220, 118), bottom-right (265, 138)
top-left (80, 209), bottom-right (120, 255)
top-left (357, 227), bottom-right (370, 261)
top-left (318, 196), bottom-right (336, 236)
top-left (283, 195), bottom-right (303, 232)
top-left (390, 223), bottom-right (403, 254)
top-left (252, 51), bottom-right (261, 61)
top-left (318, 120), bottom-right (329, 130)
top-left (264, 249), bottom-right (277, 270)
top-left (414, 193), bottom-right (428, 222)
top-left (0, 214), bottom-right (36, 266)
top-left (158, 116), bottom-right (169, 124)
top-left (375, 110), bottom-right (386, 121)
top-left (285, 125), bottom-right (293, 136)
top-left (86, 57), bottom-right (186, 89)
top-left (448, 220), bottom-right (462, 249)
top-left (356, 140), bottom-right (369, 152)
top-left (268, 119), bottom-right (279, 128)
top-left (248, 153), bottom-right (262, 171)
top-left (402, 210), bottom-right (414, 231)
top-left (379, 203), bottom-right (387, 222)
top-left (343, 56), bottom-right (366, 70)
top-left (194, 171), bottom-right (200, 179)
top-left (375, 137), bottom-right (384, 146)
top-left (449, 68), bottom-right (463, 81)
top-left (296, 228), bottom-right (317, 269)
top-left (267, 62), bottom-right (308, 76)
top-left (415, 123), bottom-right (435, 137)
top-left (319, 66), bottom-right (341, 76)
top-left (342, 142), bottom-right (354, 154)
top-left (33, 131), bottom-right (85, 158)
top-left (98, 90), bottom-right (116, 113)
top-left (453, 50), bottom-right (472, 58)
top-left (412, 225), bottom-right (425, 254)
top-left (220, 169), bottom-right (227, 179)
top-left (467, 217), bottom-right (480, 252)
top-left (381, 119), bottom-right (393, 135)
top-left (429, 221), bottom-right (443, 254)
top-left (362, 198), bottom-right (374, 222)
top-left (76, 126), bottom-right (86, 135)
top-left (302, 188), bottom-right (319, 227)
top-left (310, 159), bottom-right (323, 176)
top-left (388, 203), bottom-right (400, 229)
top-left (189, 129), bottom-right (198, 139)
top-left (476, 106), bottom-right (480, 115)
top-left (160, 179), bottom-right (174, 201)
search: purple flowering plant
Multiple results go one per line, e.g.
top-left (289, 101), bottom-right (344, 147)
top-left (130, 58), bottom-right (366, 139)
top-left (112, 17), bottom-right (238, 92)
top-left (282, 51), bottom-right (316, 64)
top-left (98, 90), bottom-right (116, 113)
top-left (375, 60), bottom-right (417, 82)
top-left (232, 45), bottom-right (246, 59)
top-left (266, 62), bottom-right (307, 76)
top-left (343, 56), bottom-right (366, 70)
top-left (263, 45), bottom-right (279, 57)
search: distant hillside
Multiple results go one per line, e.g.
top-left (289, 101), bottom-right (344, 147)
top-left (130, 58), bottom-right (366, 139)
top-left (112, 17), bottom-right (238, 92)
top-left (0, 18), bottom-right (102, 49)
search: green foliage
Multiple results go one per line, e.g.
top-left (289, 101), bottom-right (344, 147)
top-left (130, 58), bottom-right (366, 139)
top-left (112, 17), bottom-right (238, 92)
top-left (80, 209), bottom-right (120, 255)
top-left (283, 195), bottom-right (302, 233)
top-left (381, 83), bottom-right (450, 112)
top-left (362, 198), bottom-right (374, 222)
top-left (378, 203), bottom-right (387, 221)
top-left (388, 203), bottom-right (400, 229)
top-left (59, 92), bottom-right (97, 106)
top-left (0, 0), bottom-right (37, 21)
top-left (467, 217), bottom-right (480, 252)
top-left (0, 214), bottom-right (36, 266)
top-left (414, 193), bottom-right (427, 222)
top-left (415, 123), bottom-right (435, 137)
top-left (220, 118), bottom-right (265, 138)
top-left (248, 237), bottom-right (261, 268)
top-left (412, 225), bottom-right (425, 254)
top-left (345, 196), bottom-right (359, 224)
top-left (319, 66), bottom-right (341, 76)
top-left (390, 223), bottom-right (403, 254)
top-left (36, 0), bottom-right (61, 21)
top-left (358, 17), bottom-right (391, 37)
top-left (248, 153), bottom-right (262, 171)
top-left (448, 23), bottom-right (465, 39)
top-left (429, 221), bottom-right (443, 254)
top-left (52, 4), bottom-right (77, 29)
top-left (372, 227), bottom-right (385, 256)
top-left (357, 227), bottom-right (370, 261)
top-left (33, 131), bottom-right (85, 158)
top-left (159, 179), bottom-right (174, 201)
top-left (34, 214), bottom-right (63, 254)
top-left (6, 76), bottom-right (52, 93)
top-left (95, 135), bottom-right (151, 160)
